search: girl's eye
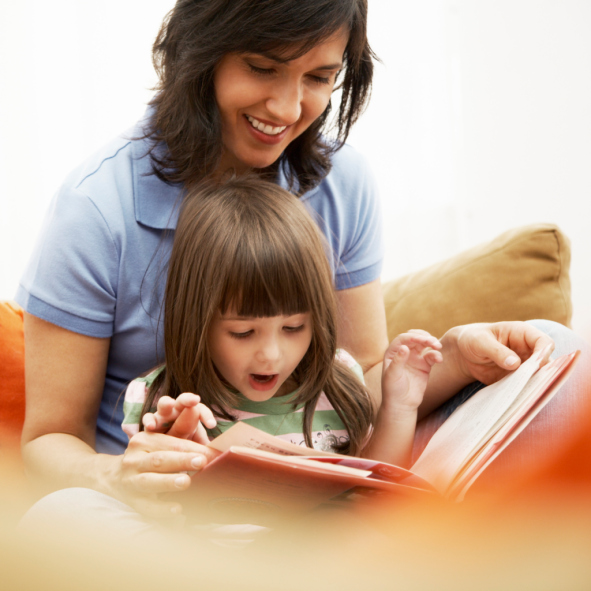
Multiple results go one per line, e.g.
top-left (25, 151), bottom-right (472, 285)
top-left (248, 64), bottom-right (275, 76)
top-left (284, 324), bottom-right (304, 333)
top-left (229, 330), bottom-right (253, 339)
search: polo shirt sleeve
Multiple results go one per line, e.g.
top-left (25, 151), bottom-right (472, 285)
top-left (305, 144), bottom-right (385, 291)
top-left (16, 184), bottom-right (120, 338)
top-left (334, 147), bottom-right (384, 290)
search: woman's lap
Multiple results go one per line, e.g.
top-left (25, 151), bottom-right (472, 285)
top-left (20, 320), bottom-right (590, 526)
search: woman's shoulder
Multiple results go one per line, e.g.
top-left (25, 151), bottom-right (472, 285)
top-left (55, 117), bottom-right (183, 232)
top-left (303, 142), bottom-right (378, 205)
top-left (61, 125), bottom-right (141, 193)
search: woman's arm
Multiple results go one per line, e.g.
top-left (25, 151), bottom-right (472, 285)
top-left (336, 278), bottom-right (389, 413)
top-left (21, 313), bottom-right (217, 517)
top-left (418, 322), bottom-right (555, 419)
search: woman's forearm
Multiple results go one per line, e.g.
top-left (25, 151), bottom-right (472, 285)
top-left (22, 433), bottom-right (120, 498)
top-left (418, 327), bottom-right (472, 420)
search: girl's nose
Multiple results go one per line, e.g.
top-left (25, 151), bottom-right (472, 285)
top-left (256, 338), bottom-right (281, 363)
top-left (265, 79), bottom-right (302, 125)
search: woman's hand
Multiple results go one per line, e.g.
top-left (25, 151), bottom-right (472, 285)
top-left (446, 321), bottom-right (555, 385)
top-left (21, 315), bottom-right (221, 519)
top-left (113, 430), bottom-right (221, 518)
top-left (142, 393), bottom-right (217, 445)
top-left (419, 321), bottom-right (555, 419)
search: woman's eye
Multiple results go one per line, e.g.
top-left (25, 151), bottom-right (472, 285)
top-left (229, 331), bottom-right (252, 339)
top-left (284, 325), bottom-right (304, 333)
top-left (309, 74), bottom-right (331, 85)
top-left (248, 64), bottom-right (275, 76)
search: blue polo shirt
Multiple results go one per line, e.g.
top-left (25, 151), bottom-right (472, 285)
top-left (16, 117), bottom-right (384, 454)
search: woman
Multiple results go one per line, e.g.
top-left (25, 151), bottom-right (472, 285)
top-left (17, 0), bottom-right (586, 521)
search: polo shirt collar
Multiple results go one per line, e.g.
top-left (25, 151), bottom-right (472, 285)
top-left (131, 123), bottom-right (185, 231)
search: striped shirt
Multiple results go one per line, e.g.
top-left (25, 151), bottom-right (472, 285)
top-left (122, 350), bottom-right (363, 453)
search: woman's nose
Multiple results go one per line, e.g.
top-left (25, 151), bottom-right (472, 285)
top-left (265, 79), bottom-right (302, 125)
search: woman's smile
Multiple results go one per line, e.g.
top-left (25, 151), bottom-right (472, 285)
top-left (245, 115), bottom-right (287, 137)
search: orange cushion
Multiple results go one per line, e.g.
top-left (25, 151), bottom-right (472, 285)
top-left (0, 301), bottom-right (25, 449)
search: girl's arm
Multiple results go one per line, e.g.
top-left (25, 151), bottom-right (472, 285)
top-left (362, 331), bottom-right (442, 467)
top-left (21, 314), bottom-right (217, 518)
top-left (336, 278), bottom-right (389, 412)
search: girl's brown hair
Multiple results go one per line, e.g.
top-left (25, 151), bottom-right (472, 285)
top-left (142, 176), bottom-right (373, 455)
top-left (146, 0), bottom-right (375, 195)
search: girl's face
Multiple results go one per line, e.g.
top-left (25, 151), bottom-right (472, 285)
top-left (214, 28), bottom-right (349, 173)
top-left (208, 310), bottom-right (313, 402)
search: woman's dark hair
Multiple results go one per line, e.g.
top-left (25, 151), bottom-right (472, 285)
top-left (141, 176), bottom-right (374, 455)
top-left (146, 0), bottom-right (375, 195)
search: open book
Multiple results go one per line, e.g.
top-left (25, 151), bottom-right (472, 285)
top-left (175, 349), bottom-right (579, 523)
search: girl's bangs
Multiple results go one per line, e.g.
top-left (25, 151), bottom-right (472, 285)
top-left (219, 244), bottom-right (312, 319)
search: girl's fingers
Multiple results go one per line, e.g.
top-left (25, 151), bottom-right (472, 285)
top-left (195, 403), bottom-right (216, 429)
top-left (166, 403), bottom-right (217, 440)
top-left (384, 345), bottom-right (409, 376)
top-left (423, 350), bottom-right (443, 366)
top-left (142, 412), bottom-right (168, 433)
top-left (192, 421), bottom-right (211, 446)
top-left (174, 392), bottom-right (201, 410)
top-left (389, 332), bottom-right (442, 351)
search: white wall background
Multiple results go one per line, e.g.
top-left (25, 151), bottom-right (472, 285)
top-left (1, 1), bottom-right (590, 337)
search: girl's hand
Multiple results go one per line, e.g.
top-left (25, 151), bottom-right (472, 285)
top-left (114, 430), bottom-right (221, 518)
top-left (445, 321), bottom-right (555, 385)
top-left (142, 393), bottom-right (217, 445)
top-left (382, 330), bottom-right (443, 413)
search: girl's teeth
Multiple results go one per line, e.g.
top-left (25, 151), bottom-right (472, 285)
top-left (246, 116), bottom-right (286, 136)
top-left (253, 374), bottom-right (274, 383)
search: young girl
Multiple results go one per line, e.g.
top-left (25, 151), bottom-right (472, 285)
top-left (122, 177), bottom-right (442, 468)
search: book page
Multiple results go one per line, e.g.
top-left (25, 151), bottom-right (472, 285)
top-left (208, 421), bottom-right (340, 458)
top-left (448, 351), bottom-right (579, 500)
top-left (455, 356), bottom-right (566, 459)
top-left (410, 351), bottom-right (544, 494)
top-left (229, 446), bottom-right (373, 478)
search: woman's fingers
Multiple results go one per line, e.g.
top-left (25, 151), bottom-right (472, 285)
top-left (126, 431), bottom-right (219, 465)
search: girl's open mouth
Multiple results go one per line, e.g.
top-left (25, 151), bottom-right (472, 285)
top-left (249, 373), bottom-right (279, 391)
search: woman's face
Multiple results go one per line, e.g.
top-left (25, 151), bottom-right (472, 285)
top-left (214, 28), bottom-right (349, 173)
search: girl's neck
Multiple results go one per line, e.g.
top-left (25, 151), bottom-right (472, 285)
top-left (274, 375), bottom-right (299, 398)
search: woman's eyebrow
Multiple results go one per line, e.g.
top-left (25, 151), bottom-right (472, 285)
top-left (253, 51), bottom-right (342, 70)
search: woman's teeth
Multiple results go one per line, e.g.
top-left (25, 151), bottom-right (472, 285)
top-left (246, 115), bottom-right (286, 136)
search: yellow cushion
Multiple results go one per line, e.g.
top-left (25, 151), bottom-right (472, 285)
top-left (383, 224), bottom-right (572, 339)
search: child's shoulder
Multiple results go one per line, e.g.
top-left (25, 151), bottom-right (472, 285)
top-left (335, 349), bottom-right (364, 383)
top-left (133, 366), bottom-right (165, 388)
